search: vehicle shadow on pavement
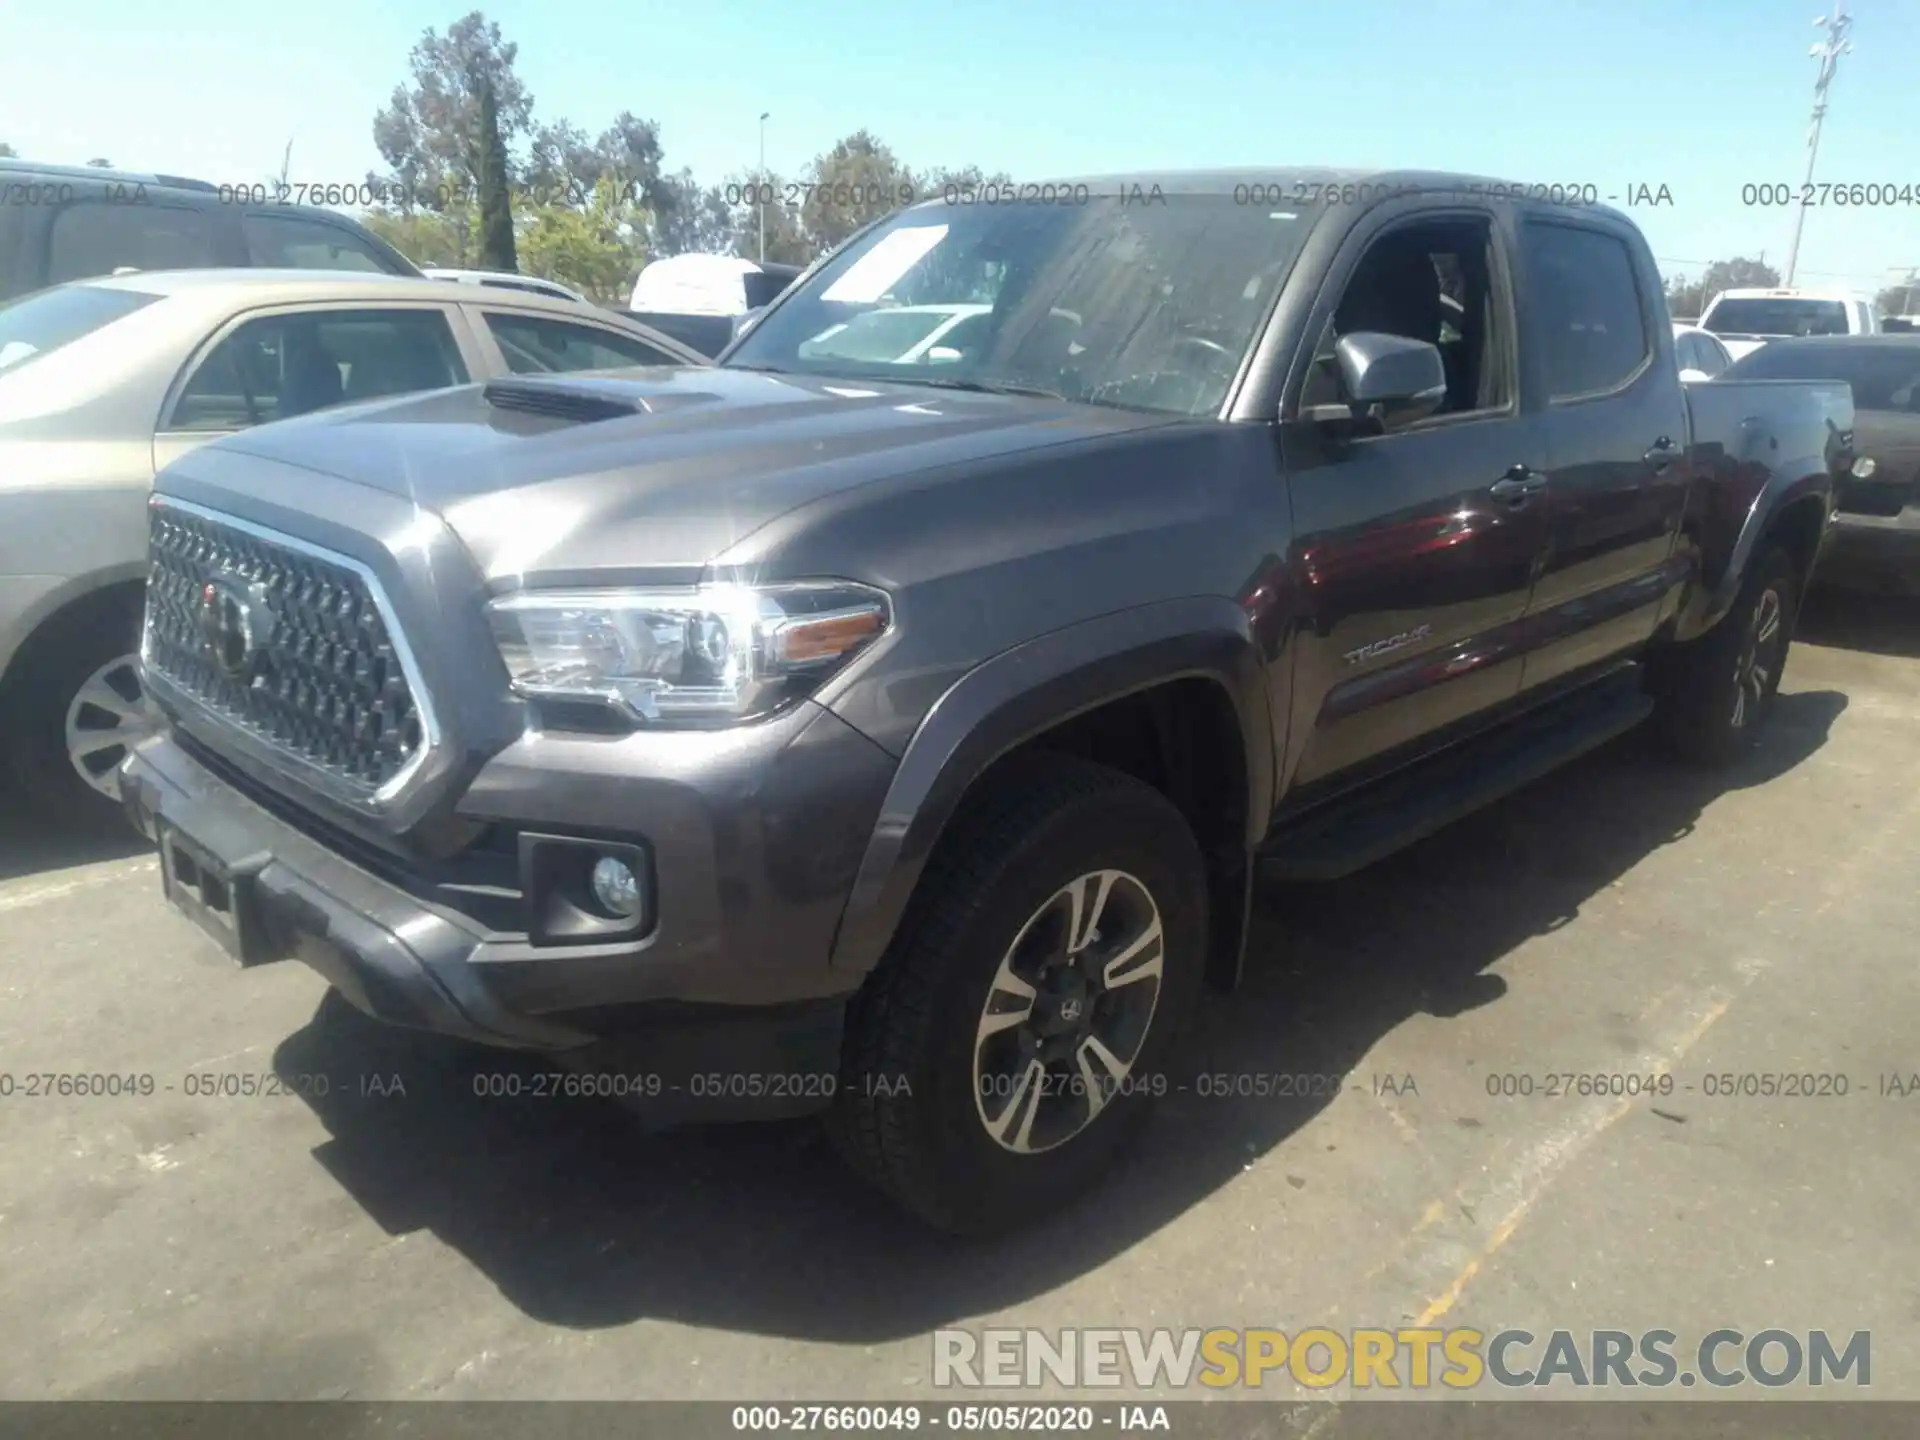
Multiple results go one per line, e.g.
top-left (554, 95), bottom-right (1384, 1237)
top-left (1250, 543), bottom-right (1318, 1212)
top-left (1798, 587), bottom-right (1920, 661)
top-left (0, 796), bottom-right (148, 882)
top-left (268, 689), bottom-right (1846, 1342)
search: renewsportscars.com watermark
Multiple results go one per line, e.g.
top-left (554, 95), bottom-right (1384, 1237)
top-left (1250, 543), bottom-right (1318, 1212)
top-left (934, 1327), bottom-right (1871, 1391)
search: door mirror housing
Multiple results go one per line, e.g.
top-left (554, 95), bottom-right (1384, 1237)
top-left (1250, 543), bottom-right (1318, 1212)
top-left (1301, 331), bottom-right (1448, 429)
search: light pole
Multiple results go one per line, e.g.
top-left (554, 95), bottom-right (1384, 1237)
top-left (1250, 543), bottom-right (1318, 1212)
top-left (758, 111), bottom-right (770, 263)
top-left (1784, 3), bottom-right (1854, 288)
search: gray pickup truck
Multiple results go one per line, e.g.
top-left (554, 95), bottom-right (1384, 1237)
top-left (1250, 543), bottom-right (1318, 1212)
top-left (120, 170), bottom-right (1855, 1234)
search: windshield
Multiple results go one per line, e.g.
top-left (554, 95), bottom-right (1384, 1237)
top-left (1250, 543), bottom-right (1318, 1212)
top-left (1724, 343), bottom-right (1920, 412)
top-left (1703, 297), bottom-right (1850, 338)
top-left (0, 283), bottom-right (162, 375)
top-left (725, 195), bottom-right (1315, 416)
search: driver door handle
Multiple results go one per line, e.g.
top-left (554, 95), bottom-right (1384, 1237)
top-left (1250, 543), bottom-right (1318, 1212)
top-left (1490, 466), bottom-right (1547, 505)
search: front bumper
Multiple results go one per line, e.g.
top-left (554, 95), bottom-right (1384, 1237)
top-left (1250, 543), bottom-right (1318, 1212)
top-left (1819, 507), bottom-right (1920, 595)
top-left (121, 698), bottom-right (896, 1120)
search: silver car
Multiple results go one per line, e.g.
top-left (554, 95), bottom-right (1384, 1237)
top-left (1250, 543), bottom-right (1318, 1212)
top-left (0, 269), bottom-right (704, 826)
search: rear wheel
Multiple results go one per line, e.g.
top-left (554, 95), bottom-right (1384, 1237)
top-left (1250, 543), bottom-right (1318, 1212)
top-left (828, 757), bottom-right (1208, 1235)
top-left (1652, 544), bottom-right (1799, 767)
top-left (6, 596), bottom-right (154, 831)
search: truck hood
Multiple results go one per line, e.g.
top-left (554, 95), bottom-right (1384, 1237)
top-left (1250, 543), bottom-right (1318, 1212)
top-left (197, 366), bottom-right (1170, 583)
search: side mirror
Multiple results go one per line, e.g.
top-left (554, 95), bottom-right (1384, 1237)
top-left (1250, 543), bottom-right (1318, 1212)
top-left (1678, 368), bottom-right (1709, 384)
top-left (925, 346), bottom-right (963, 364)
top-left (1303, 332), bottom-right (1448, 429)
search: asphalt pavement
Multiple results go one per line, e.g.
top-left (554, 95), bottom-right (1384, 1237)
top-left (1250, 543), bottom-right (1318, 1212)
top-left (1, 588), bottom-right (1916, 1413)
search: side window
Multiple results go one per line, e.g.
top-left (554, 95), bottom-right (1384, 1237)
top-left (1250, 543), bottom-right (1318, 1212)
top-left (485, 312), bottom-right (681, 372)
top-left (1698, 336), bottom-right (1731, 378)
top-left (47, 201), bottom-right (217, 285)
top-left (169, 308), bottom-right (468, 432)
top-left (240, 213), bottom-right (389, 273)
top-left (1299, 215), bottom-right (1512, 428)
top-left (1525, 222), bottom-right (1650, 398)
top-left (1674, 334), bottom-right (1698, 372)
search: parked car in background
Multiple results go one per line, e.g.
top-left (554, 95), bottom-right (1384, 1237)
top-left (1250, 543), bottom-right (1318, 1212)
top-left (122, 170), bottom-right (1853, 1234)
top-left (423, 267), bottom-right (592, 305)
top-left (1699, 286), bottom-right (1882, 362)
top-left (1725, 335), bottom-right (1920, 594)
top-left (630, 253), bottom-right (802, 316)
top-left (1673, 324), bottom-right (1734, 381)
top-left (0, 270), bottom-right (702, 827)
top-left (624, 254), bottom-right (808, 357)
top-left (798, 303), bottom-right (993, 363)
top-left (0, 159), bottom-right (419, 302)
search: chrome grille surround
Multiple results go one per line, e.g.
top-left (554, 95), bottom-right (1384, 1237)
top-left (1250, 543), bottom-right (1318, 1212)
top-left (141, 495), bottom-right (441, 807)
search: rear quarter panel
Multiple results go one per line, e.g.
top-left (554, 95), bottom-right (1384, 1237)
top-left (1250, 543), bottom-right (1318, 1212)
top-left (1676, 377), bottom-right (1851, 632)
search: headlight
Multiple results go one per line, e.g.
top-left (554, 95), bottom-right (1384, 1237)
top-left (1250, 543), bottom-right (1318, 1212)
top-left (486, 580), bottom-right (890, 725)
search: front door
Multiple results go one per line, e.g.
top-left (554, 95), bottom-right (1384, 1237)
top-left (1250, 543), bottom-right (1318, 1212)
top-left (1278, 210), bottom-right (1552, 795)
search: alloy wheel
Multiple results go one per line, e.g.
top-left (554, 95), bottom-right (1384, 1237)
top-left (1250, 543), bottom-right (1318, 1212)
top-left (64, 653), bottom-right (157, 801)
top-left (972, 868), bottom-right (1166, 1155)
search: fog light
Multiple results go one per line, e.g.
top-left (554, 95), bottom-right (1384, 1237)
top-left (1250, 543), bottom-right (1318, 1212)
top-left (1852, 455), bottom-right (1878, 478)
top-left (590, 855), bottom-right (643, 918)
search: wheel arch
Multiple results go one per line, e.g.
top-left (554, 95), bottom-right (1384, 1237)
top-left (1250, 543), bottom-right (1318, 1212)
top-left (827, 596), bottom-right (1277, 991)
top-left (0, 566), bottom-right (147, 696)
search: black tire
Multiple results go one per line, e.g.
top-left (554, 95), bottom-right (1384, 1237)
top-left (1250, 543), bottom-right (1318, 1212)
top-left (4, 593), bottom-right (150, 833)
top-left (827, 755), bottom-right (1208, 1236)
top-left (1651, 544), bottom-right (1799, 767)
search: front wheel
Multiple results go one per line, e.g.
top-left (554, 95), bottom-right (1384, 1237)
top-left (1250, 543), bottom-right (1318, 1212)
top-left (6, 598), bottom-right (156, 831)
top-left (828, 757), bottom-right (1208, 1235)
top-left (1652, 544), bottom-right (1799, 767)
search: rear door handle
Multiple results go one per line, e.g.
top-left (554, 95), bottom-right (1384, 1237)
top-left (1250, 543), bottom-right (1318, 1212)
top-left (1644, 436), bottom-right (1679, 471)
top-left (1489, 467), bottom-right (1547, 505)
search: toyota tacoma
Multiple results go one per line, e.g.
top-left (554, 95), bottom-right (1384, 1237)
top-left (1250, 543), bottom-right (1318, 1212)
top-left (121, 170), bottom-right (1856, 1234)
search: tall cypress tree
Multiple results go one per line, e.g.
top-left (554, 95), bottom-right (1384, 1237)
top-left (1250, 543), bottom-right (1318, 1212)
top-left (474, 73), bottom-right (518, 272)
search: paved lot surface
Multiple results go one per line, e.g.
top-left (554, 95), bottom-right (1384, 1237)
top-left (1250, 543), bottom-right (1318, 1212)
top-left (2, 589), bottom-right (1917, 1412)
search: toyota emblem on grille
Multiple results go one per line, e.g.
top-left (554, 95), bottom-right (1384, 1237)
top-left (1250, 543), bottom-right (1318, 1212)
top-left (198, 577), bottom-right (272, 681)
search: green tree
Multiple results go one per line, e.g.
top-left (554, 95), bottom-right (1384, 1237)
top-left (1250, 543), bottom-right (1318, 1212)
top-left (360, 207), bottom-right (473, 266)
top-left (799, 131), bottom-right (916, 253)
top-left (85, 157), bottom-right (113, 168)
top-left (1876, 279), bottom-right (1917, 319)
top-left (474, 74), bottom-right (518, 271)
top-left (517, 182), bottom-right (640, 302)
top-left (727, 169), bottom-right (811, 265)
top-left (1667, 256), bottom-right (1781, 320)
top-left (0, 142), bottom-right (16, 158)
top-left (651, 168), bottom-right (733, 256)
top-left (372, 10), bottom-right (533, 213)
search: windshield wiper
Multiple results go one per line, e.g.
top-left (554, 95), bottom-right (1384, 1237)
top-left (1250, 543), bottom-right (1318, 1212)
top-left (886, 375), bottom-right (1071, 401)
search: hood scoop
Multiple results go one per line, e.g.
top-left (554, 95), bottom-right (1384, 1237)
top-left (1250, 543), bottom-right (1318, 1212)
top-left (481, 375), bottom-right (717, 425)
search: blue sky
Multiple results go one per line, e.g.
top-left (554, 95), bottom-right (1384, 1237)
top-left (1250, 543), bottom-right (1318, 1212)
top-left (4, 0), bottom-right (1917, 293)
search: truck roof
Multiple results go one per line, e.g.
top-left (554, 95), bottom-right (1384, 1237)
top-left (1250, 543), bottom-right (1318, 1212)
top-left (909, 167), bottom-right (1640, 227)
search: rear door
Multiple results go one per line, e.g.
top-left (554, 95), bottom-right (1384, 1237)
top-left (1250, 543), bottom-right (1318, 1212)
top-left (1278, 204), bottom-right (1551, 793)
top-left (1513, 215), bottom-right (1690, 691)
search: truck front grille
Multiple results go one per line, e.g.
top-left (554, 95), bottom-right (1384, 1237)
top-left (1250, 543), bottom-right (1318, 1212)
top-left (143, 504), bottom-right (427, 795)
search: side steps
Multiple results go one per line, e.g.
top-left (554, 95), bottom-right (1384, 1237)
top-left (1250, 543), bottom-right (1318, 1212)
top-left (1260, 673), bottom-right (1655, 882)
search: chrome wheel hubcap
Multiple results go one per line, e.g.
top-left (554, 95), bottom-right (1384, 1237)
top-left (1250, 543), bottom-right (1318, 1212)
top-left (1731, 588), bottom-right (1783, 730)
top-left (972, 868), bottom-right (1165, 1155)
top-left (65, 654), bottom-right (156, 800)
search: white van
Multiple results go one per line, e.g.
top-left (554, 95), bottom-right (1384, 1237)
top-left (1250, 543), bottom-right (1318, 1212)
top-left (629, 254), bottom-right (801, 317)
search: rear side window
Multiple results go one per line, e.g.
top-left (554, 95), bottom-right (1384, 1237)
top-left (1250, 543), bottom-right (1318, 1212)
top-left (0, 284), bottom-right (161, 374)
top-left (485, 312), bottom-right (682, 372)
top-left (1524, 223), bottom-right (1650, 399)
top-left (47, 201), bottom-right (217, 285)
top-left (241, 213), bottom-right (391, 273)
top-left (169, 307), bottom-right (468, 431)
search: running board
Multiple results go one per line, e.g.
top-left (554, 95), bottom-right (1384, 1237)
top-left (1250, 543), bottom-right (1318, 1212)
top-left (1260, 677), bottom-right (1655, 882)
